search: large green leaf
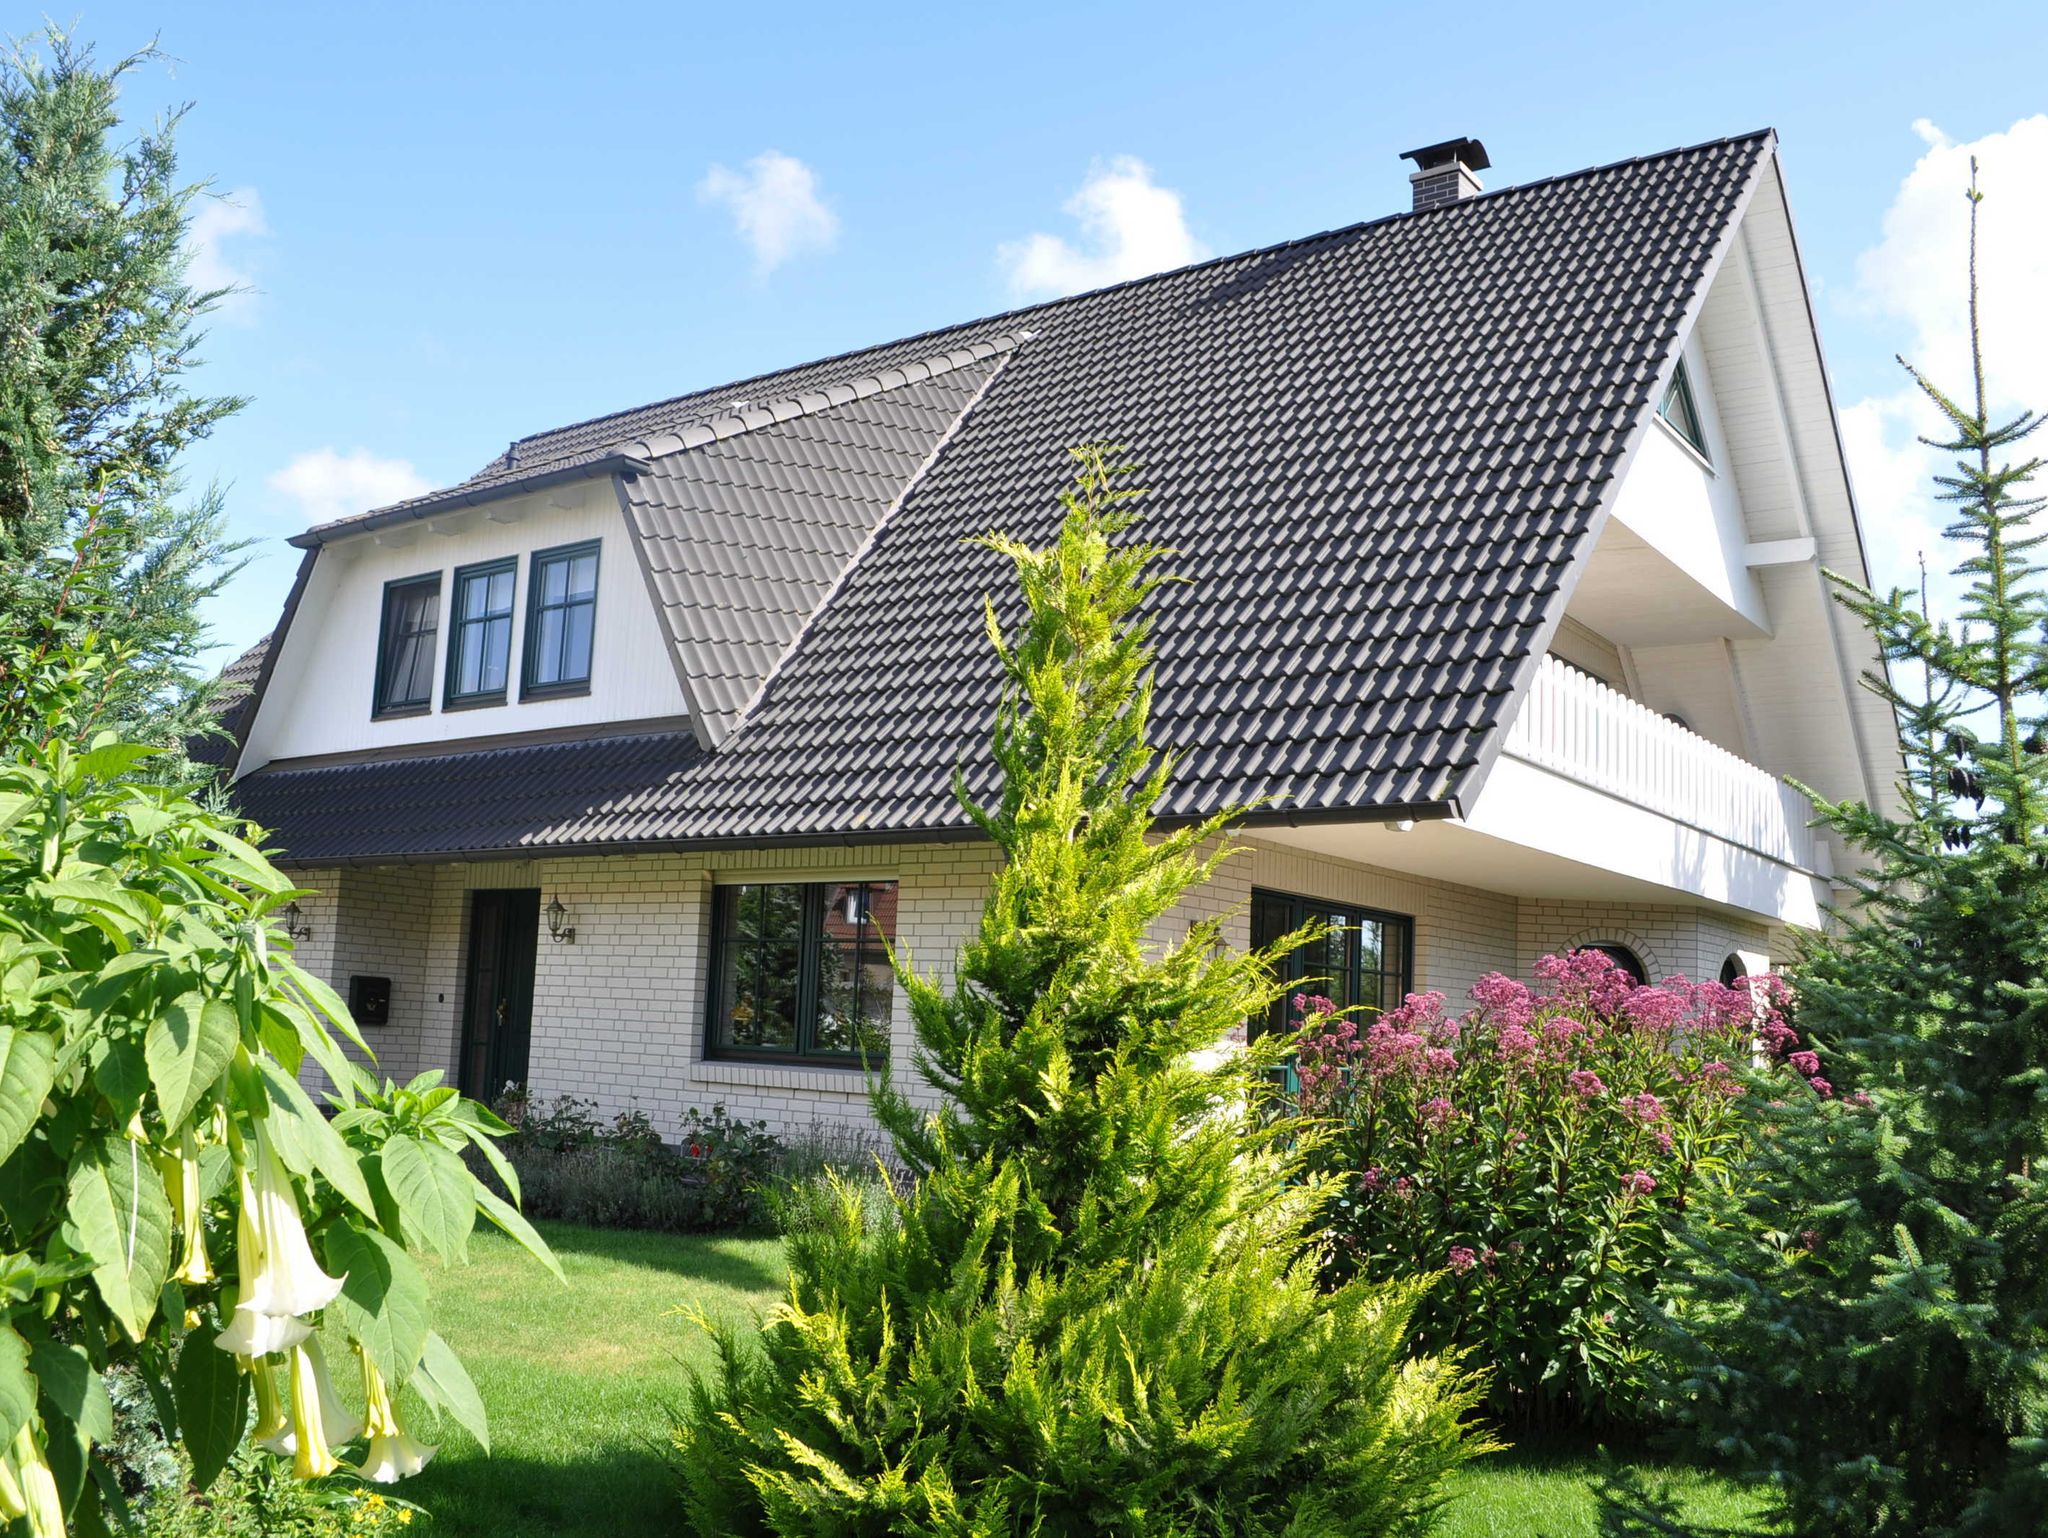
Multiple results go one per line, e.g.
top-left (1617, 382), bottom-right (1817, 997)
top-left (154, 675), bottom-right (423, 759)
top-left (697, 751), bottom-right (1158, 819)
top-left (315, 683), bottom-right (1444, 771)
top-left (145, 994), bottom-right (240, 1131)
top-left (411, 1331), bottom-right (488, 1453)
top-left (30, 1339), bottom-right (113, 1444)
top-left (256, 1058), bottom-right (376, 1219)
top-left (0, 1028), bottom-right (55, 1166)
top-left (0, 1324), bottom-right (33, 1450)
top-left (172, 1327), bottom-right (250, 1492)
top-left (324, 1223), bottom-right (431, 1383)
top-left (62, 1135), bottom-right (172, 1341)
top-left (374, 1135), bottom-right (474, 1264)
top-left (91, 1037), bottom-right (149, 1113)
top-left (473, 1181), bottom-right (564, 1284)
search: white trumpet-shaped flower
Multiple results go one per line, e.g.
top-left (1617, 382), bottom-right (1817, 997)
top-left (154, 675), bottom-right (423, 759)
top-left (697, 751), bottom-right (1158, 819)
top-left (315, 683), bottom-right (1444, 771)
top-left (246, 1354), bottom-right (295, 1455)
top-left (356, 1349), bottom-right (435, 1483)
top-left (286, 1338), bottom-right (360, 1480)
top-left (2, 1425), bottom-right (63, 1538)
top-left (213, 1121), bottom-right (343, 1356)
top-left (160, 1129), bottom-right (213, 1286)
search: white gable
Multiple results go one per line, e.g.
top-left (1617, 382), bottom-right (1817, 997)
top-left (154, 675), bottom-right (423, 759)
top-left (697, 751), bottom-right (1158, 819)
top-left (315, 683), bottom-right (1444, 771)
top-left (238, 479), bottom-right (687, 773)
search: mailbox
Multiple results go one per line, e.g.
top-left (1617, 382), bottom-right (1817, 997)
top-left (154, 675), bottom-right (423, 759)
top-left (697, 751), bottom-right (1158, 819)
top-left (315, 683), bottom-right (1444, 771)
top-left (349, 974), bottom-right (392, 1027)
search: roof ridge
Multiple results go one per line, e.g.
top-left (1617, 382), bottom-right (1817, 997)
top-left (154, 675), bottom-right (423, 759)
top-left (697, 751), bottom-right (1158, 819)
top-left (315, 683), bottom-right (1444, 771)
top-left (615, 332), bottom-right (1031, 463)
top-left (485, 130), bottom-right (1775, 473)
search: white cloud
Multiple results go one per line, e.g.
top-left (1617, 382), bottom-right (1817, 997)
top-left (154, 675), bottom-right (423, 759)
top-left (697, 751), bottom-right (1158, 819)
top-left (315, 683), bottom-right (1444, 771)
top-left (999, 156), bottom-right (1209, 299)
top-left (185, 185), bottom-right (269, 321)
top-left (267, 448), bottom-right (431, 528)
top-left (696, 151), bottom-right (839, 274)
top-left (1840, 115), bottom-right (2048, 607)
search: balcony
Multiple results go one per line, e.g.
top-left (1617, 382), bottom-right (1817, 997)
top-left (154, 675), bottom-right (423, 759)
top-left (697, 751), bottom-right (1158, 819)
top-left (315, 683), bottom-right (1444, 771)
top-left (1254, 654), bottom-right (1831, 927)
top-left (1498, 655), bottom-right (1819, 874)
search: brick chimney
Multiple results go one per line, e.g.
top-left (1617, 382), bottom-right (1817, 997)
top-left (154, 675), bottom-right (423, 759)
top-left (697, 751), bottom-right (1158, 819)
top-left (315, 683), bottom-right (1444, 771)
top-left (1401, 137), bottom-right (1490, 211)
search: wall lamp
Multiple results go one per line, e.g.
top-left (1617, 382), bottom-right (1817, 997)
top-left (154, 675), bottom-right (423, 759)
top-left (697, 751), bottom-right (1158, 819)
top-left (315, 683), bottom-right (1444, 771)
top-left (279, 900), bottom-right (313, 942)
top-left (545, 895), bottom-right (577, 945)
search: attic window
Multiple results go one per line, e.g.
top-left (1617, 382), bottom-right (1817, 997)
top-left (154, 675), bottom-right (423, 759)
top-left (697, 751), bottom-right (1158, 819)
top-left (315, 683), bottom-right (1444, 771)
top-left (1658, 359), bottom-right (1710, 459)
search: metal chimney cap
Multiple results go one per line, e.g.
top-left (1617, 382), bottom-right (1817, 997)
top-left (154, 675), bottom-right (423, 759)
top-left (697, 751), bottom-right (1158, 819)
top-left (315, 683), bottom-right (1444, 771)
top-left (1400, 137), bottom-right (1492, 174)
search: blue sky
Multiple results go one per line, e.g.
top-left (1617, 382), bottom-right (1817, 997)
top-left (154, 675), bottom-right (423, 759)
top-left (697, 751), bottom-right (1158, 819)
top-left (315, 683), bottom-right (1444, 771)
top-left (49, 0), bottom-right (2048, 662)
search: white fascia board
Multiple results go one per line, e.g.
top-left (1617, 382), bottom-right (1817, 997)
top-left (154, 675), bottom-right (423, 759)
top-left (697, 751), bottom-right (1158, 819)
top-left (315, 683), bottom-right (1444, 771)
top-left (1460, 757), bottom-right (1827, 927)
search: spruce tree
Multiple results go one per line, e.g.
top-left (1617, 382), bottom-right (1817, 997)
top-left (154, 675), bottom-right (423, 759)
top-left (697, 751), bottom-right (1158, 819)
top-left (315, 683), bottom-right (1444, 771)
top-left (1657, 170), bottom-right (2048, 1536)
top-left (672, 448), bottom-right (1487, 1536)
top-left (0, 29), bottom-right (247, 749)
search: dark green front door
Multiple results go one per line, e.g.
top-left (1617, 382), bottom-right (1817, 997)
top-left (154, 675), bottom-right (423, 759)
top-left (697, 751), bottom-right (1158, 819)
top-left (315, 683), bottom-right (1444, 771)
top-left (459, 888), bottom-right (539, 1101)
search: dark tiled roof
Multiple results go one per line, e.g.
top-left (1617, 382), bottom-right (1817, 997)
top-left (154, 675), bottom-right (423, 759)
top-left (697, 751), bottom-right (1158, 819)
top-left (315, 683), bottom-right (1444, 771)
top-left (242, 133), bottom-right (1770, 860)
top-left (188, 635), bottom-right (272, 769)
top-left (622, 341), bottom-right (1017, 742)
top-left (234, 727), bottom-right (708, 861)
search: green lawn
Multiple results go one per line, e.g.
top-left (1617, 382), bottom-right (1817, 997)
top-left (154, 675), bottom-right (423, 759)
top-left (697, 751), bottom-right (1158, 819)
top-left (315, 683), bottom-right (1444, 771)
top-left (406, 1223), bottom-right (1760, 1537)
top-left (402, 1221), bottom-right (783, 1537)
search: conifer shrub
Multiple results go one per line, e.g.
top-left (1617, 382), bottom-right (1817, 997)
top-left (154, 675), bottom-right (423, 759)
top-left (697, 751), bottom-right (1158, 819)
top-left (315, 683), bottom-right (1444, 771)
top-left (1646, 173), bottom-right (2048, 1536)
top-left (1292, 953), bottom-right (1808, 1431)
top-left (670, 448), bottom-right (1489, 1535)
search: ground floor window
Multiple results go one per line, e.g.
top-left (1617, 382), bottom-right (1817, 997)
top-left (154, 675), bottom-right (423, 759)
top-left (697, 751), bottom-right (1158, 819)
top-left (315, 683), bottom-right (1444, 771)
top-left (708, 880), bottom-right (897, 1063)
top-left (1248, 888), bottom-right (1413, 1038)
top-left (1577, 942), bottom-right (1648, 984)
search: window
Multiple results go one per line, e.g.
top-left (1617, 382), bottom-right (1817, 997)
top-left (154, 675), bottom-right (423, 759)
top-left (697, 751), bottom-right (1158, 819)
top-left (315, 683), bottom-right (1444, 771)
top-left (373, 574), bottom-right (440, 715)
top-left (1657, 358), bottom-right (1710, 458)
top-left (445, 559), bottom-right (517, 706)
top-left (523, 540), bottom-right (600, 697)
top-left (1578, 943), bottom-right (1649, 985)
top-left (709, 880), bottom-right (896, 1063)
top-left (1248, 889), bottom-right (1412, 1038)
top-left (1718, 953), bottom-right (1749, 989)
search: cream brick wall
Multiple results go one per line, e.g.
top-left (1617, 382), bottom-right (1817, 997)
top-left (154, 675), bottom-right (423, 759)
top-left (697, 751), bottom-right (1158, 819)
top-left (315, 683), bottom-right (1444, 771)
top-left (1513, 899), bottom-right (1776, 983)
top-left (295, 843), bottom-right (997, 1138)
top-left (293, 837), bottom-right (1787, 1138)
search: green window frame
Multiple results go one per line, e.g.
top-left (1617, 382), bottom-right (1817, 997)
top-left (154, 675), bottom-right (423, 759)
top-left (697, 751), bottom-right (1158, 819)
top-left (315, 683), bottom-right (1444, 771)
top-left (1657, 358), bottom-right (1710, 459)
top-left (707, 880), bottom-right (896, 1065)
top-left (372, 573), bottom-right (440, 717)
top-left (444, 558), bottom-right (517, 707)
top-left (1248, 888), bottom-right (1413, 1039)
top-left (521, 540), bottom-right (600, 699)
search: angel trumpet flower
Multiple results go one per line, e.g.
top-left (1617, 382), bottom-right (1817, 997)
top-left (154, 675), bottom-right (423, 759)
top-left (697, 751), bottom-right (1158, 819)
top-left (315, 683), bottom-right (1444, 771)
top-left (2, 1424), bottom-right (64, 1538)
top-left (214, 1121), bottom-right (343, 1356)
top-left (356, 1349), bottom-right (436, 1483)
top-left (160, 1128), bottom-right (213, 1286)
top-left (286, 1338), bottom-right (361, 1480)
top-left (247, 1354), bottom-right (295, 1455)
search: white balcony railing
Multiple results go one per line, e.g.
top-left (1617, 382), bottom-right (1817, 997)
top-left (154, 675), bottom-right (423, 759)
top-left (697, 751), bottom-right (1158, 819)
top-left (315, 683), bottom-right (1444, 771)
top-left (1501, 655), bottom-right (1820, 872)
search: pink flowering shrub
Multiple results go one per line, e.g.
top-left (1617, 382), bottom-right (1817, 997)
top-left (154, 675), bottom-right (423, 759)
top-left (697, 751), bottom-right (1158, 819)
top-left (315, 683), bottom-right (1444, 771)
top-left (1293, 948), bottom-right (1822, 1430)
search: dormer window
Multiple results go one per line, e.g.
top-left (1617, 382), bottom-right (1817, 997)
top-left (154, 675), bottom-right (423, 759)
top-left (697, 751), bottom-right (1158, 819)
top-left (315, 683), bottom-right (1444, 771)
top-left (1658, 358), bottom-right (1710, 459)
top-left (522, 540), bottom-right (600, 698)
top-left (373, 573), bottom-right (440, 717)
top-left (446, 558), bottom-right (517, 707)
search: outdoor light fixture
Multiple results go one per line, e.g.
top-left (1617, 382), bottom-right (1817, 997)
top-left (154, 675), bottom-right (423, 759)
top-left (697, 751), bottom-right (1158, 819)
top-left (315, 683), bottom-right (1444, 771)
top-left (280, 901), bottom-right (313, 942)
top-left (545, 895), bottom-right (576, 945)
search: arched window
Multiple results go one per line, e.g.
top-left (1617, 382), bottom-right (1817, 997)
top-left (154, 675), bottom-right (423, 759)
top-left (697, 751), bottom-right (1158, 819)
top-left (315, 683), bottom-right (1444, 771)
top-left (1576, 943), bottom-right (1647, 985)
top-left (1718, 953), bottom-right (1748, 989)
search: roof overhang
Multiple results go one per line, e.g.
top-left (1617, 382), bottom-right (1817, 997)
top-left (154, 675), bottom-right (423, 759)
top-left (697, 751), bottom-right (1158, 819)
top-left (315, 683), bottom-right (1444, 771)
top-left (287, 453), bottom-right (650, 549)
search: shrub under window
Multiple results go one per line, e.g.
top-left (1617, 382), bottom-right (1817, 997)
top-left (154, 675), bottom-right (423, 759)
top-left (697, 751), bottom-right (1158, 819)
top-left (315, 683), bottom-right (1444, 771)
top-left (709, 880), bottom-right (895, 1062)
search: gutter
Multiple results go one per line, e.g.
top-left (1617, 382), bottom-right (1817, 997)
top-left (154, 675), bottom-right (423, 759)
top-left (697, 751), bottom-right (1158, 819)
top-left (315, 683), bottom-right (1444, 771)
top-left (260, 796), bottom-right (1461, 871)
top-left (288, 453), bottom-right (650, 549)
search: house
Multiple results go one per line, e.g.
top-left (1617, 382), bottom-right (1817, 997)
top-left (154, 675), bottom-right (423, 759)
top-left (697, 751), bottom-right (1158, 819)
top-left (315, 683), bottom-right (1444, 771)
top-left (219, 130), bottom-right (1895, 1138)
